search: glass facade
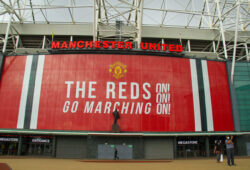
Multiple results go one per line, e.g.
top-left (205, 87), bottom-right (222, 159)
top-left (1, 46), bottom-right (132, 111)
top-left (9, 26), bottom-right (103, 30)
top-left (176, 136), bottom-right (206, 158)
top-left (234, 62), bottom-right (250, 131)
top-left (0, 135), bottom-right (19, 156)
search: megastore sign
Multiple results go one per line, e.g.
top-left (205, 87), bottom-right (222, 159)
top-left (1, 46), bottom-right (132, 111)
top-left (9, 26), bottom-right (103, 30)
top-left (0, 54), bottom-right (234, 132)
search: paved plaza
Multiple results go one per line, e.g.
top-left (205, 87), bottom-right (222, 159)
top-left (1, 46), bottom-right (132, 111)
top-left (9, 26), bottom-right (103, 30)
top-left (1, 157), bottom-right (250, 170)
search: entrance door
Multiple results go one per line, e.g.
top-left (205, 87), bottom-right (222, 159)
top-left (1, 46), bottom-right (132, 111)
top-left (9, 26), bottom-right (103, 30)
top-left (177, 137), bottom-right (205, 158)
top-left (21, 135), bottom-right (52, 156)
top-left (116, 145), bottom-right (133, 159)
top-left (246, 142), bottom-right (250, 156)
top-left (98, 144), bottom-right (133, 159)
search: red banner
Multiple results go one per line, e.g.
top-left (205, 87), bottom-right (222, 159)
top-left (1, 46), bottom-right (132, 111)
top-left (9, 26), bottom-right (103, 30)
top-left (37, 54), bottom-right (195, 131)
top-left (0, 54), bottom-right (234, 132)
top-left (207, 61), bottom-right (234, 131)
top-left (0, 56), bottom-right (26, 128)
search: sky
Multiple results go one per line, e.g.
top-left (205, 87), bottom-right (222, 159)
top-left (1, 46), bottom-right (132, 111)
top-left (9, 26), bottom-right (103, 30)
top-left (0, 0), bottom-right (249, 30)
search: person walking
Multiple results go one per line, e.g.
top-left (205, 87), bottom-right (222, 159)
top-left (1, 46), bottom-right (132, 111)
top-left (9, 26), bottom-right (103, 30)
top-left (114, 147), bottom-right (119, 160)
top-left (225, 135), bottom-right (235, 166)
top-left (214, 140), bottom-right (223, 162)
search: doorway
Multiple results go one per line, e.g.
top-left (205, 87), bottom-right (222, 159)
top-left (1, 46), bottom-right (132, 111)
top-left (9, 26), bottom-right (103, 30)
top-left (98, 144), bottom-right (133, 159)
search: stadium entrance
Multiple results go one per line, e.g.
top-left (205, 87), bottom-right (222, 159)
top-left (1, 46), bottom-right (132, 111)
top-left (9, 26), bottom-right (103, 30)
top-left (176, 136), bottom-right (206, 158)
top-left (20, 135), bottom-right (53, 156)
top-left (97, 144), bottom-right (133, 159)
top-left (0, 135), bottom-right (19, 156)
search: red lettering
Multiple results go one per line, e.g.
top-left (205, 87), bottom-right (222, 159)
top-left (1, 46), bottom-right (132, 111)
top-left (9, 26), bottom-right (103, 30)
top-left (140, 42), bottom-right (148, 50)
top-left (110, 41), bottom-right (116, 49)
top-left (161, 44), bottom-right (168, 51)
top-left (60, 41), bottom-right (68, 49)
top-left (102, 41), bottom-right (109, 49)
top-left (168, 44), bottom-right (175, 52)
top-left (85, 41), bottom-right (93, 48)
top-left (51, 41), bottom-right (60, 49)
top-left (51, 40), bottom-right (181, 52)
top-left (77, 41), bottom-right (84, 48)
top-left (157, 44), bottom-right (161, 51)
top-left (68, 41), bottom-right (76, 48)
top-left (94, 41), bottom-right (101, 48)
top-left (125, 42), bottom-right (133, 49)
top-left (117, 41), bottom-right (124, 49)
top-left (176, 45), bottom-right (183, 52)
top-left (149, 43), bottom-right (157, 51)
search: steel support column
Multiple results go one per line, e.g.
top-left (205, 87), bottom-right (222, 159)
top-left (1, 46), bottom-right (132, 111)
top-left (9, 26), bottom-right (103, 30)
top-left (135, 0), bottom-right (143, 48)
top-left (187, 40), bottom-right (191, 52)
top-left (42, 35), bottom-right (46, 49)
top-left (93, 0), bottom-right (99, 42)
top-left (2, 13), bottom-right (13, 53)
top-left (244, 43), bottom-right (249, 61)
top-left (216, 0), bottom-right (228, 59)
top-left (205, 0), bottom-right (213, 28)
top-left (231, 0), bottom-right (240, 83)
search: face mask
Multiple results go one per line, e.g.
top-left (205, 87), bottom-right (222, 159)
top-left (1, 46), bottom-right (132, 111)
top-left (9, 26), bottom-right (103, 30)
top-left (227, 137), bottom-right (230, 139)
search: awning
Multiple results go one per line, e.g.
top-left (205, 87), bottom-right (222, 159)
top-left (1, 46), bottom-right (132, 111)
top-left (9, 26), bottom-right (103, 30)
top-left (0, 129), bottom-right (249, 137)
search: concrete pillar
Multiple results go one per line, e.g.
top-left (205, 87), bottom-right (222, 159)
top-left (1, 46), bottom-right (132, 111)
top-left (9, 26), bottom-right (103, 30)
top-left (17, 135), bottom-right (22, 156)
top-left (52, 136), bottom-right (56, 157)
top-left (173, 137), bottom-right (177, 158)
top-left (0, 53), bottom-right (5, 81)
top-left (205, 136), bottom-right (210, 157)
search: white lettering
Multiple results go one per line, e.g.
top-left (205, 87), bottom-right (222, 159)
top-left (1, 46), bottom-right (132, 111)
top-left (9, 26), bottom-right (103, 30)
top-left (76, 81), bottom-right (85, 98)
top-left (65, 81), bottom-right (74, 98)
top-left (113, 102), bottom-right (120, 111)
top-left (71, 101), bottom-right (78, 113)
top-left (88, 81), bottom-right (96, 98)
top-left (131, 82), bottom-right (139, 99)
top-left (104, 102), bottom-right (112, 113)
top-left (106, 82), bottom-right (115, 99)
top-left (84, 101), bottom-right (94, 113)
top-left (63, 101), bottom-right (70, 113)
top-left (156, 83), bottom-right (161, 93)
top-left (95, 102), bottom-right (102, 113)
top-left (161, 94), bottom-right (168, 103)
top-left (162, 104), bottom-right (168, 115)
top-left (145, 103), bottom-right (151, 114)
top-left (156, 83), bottom-right (169, 93)
top-left (157, 104), bottom-right (162, 114)
top-left (135, 102), bottom-right (143, 114)
top-left (161, 83), bottom-right (168, 93)
top-left (121, 102), bottom-right (129, 114)
top-left (143, 83), bottom-right (151, 100)
top-left (156, 104), bottom-right (170, 115)
top-left (119, 82), bottom-right (127, 99)
top-left (156, 93), bottom-right (161, 103)
top-left (130, 102), bottom-right (135, 114)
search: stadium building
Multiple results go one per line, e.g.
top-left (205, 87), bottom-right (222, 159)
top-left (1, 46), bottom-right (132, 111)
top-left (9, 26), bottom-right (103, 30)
top-left (0, 0), bottom-right (250, 159)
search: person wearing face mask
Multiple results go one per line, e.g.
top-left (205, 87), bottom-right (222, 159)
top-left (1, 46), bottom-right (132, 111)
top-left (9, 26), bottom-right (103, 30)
top-left (225, 135), bottom-right (235, 166)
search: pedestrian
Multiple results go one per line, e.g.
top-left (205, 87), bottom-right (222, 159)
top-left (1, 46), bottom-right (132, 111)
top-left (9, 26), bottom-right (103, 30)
top-left (225, 135), bottom-right (235, 166)
top-left (214, 140), bottom-right (223, 162)
top-left (114, 147), bottom-right (119, 160)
